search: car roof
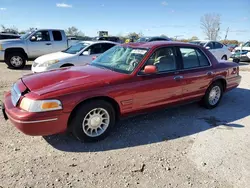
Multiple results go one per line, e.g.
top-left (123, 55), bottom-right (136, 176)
top-left (122, 41), bottom-right (200, 49)
top-left (141, 36), bottom-right (168, 39)
top-left (79, 40), bottom-right (119, 45)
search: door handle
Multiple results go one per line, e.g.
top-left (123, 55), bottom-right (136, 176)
top-left (206, 71), bottom-right (214, 76)
top-left (45, 43), bottom-right (52, 45)
top-left (174, 75), bottom-right (184, 81)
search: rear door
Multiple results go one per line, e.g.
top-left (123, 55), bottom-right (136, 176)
top-left (51, 30), bottom-right (67, 52)
top-left (177, 46), bottom-right (213, 101)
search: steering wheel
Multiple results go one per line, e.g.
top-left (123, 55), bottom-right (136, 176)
top-left (129, 59), bottom-right (139, 68)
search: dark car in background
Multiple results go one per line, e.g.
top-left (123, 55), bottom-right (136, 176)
top-left (94, 36), bottom-right (121, 43)
top-left (0, 32), bottom-right (20, 40)
top-left (137, 36), bottom-right (171, 42)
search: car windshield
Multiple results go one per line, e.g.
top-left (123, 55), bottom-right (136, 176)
top-left (20, 32), bottom-right (32, 40)
top-left (63, 42), bottom-right (89, 54)
top-left (243, 42), bottom-right (250, 47)
top-left (91, 45), bottom-right (148, 74)
top-left (189, 41), bottom-right (206, 46)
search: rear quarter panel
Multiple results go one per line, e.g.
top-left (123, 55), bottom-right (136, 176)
top-left (215, 61), bottom-right (241, 91)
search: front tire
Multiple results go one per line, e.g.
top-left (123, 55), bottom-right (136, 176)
top-left (70, 100), bottom-right (116, 142)
top-left (202, 82), bottom-right (223, 109)
top-left (6, 52), bottom-right (26, 69)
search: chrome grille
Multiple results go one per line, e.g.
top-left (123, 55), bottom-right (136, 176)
top-left (11, 83), bottom-right (21, 106)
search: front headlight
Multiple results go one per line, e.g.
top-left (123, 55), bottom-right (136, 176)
top-left (39, 59), bottom-right (59, 67)
top-left (19, 98), bottom-right (62, 112)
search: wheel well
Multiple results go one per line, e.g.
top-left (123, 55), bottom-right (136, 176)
top-left (67, 96), bottom-right (121, 128)
top-left (4, 48), bottom-right (28, 60)
top-left (60, 63), bottom-right (74, 68)
top-left (214, 79), bottom-right (227, 92)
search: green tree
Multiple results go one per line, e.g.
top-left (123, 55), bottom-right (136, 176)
top-left (65, 26), bottom-right (84, 37)
top-left (127, 32), bottom-right (143, 41)
top-left (190, 36), bottom-right (199, 40)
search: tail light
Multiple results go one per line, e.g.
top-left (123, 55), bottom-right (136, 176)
top-left (232, 67), bottom-right (239, 75)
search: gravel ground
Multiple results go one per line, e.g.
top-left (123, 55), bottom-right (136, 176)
top-left (0, 61), bottom-right (250, 188)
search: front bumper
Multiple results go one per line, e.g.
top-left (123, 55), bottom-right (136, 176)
top-left (0, 50), bottom-right (5, 61)
top-left (31, 64), bottom-right (49, 73)
top-left (2, 92), bottom-right (70, 136)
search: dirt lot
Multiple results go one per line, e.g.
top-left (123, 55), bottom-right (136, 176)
top-left (0, 62), bottom-right (250, 188)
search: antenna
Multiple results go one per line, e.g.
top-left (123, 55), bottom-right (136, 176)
top-left (224, 27), bottom-right (229, 40)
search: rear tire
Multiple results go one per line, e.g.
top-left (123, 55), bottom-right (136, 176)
top-left (70, 100), bottom-right (116, 142)
top-left (6, 52), bottom-right (26, 69)
top-left (202, 82), bottom-right (223, 109)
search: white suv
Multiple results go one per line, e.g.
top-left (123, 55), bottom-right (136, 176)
top-left (190, 40), bottom-right (232, 60)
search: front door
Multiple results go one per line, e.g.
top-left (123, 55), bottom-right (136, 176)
top-left (132, 47), bottom-right (184, 111)
top-left (79, 43), bottom-right (116, 65)
top-left (27, 30), bottom-right (52, 59)
top-left (178, 47), bottom-right (214, 101)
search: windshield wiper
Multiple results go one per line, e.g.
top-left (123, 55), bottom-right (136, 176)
top-left (92, 63), bottom-right (116, 72)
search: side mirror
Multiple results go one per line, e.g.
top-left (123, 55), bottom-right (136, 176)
top-left (143, 65), bottom-right (157, 74)
top-left (205, 46), bottom-right (210, 50)
top-left (30, 36), bottom-right (36, 41)
top-left (82, 50), bottom-right (90, 56)
top-left (92, 56), bottom-right (98, 60)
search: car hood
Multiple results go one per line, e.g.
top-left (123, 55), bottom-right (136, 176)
top-left (21, 65), bottom-right (127, 96)
top-left (0, 39), bottom-right (22, 44)
top-left (0, 39), bottom-right (24, 47)
top-left (35, 52), bottom-right (75, 63)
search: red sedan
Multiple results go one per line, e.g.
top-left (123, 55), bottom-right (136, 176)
top-left (1, 41), bottom-right (241, 142)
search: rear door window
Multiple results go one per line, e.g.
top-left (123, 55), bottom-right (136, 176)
top-left (179, 47), bottom-right (210, 69)
top-left (52, 31), bottom-right (62, 41)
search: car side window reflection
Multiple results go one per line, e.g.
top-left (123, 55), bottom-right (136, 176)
top-left (144, 47), bottom-right (177, 72)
